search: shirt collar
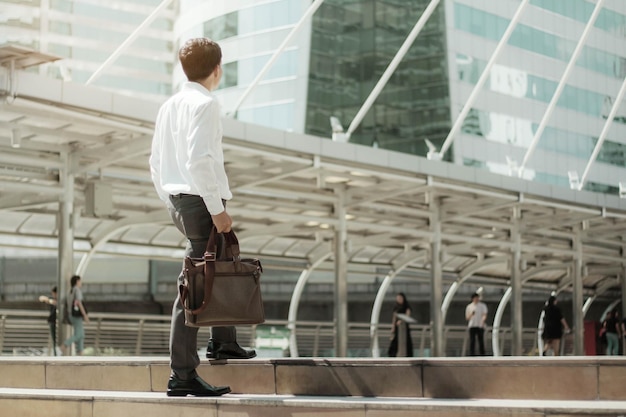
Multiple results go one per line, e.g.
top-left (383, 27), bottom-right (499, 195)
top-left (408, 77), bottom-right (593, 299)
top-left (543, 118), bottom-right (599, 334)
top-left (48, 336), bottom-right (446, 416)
top-left (182, 81), bottom-right (211, 95)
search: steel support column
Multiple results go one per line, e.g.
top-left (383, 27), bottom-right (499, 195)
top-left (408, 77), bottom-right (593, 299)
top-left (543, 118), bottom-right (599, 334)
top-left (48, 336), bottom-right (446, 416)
top-left (430, 197), bottom-right (443, 356)
top-left (334, 191), bottom-right (348, 357)
top-left (572, 225), bottom-right (584, 355)
top-left (622, 265), bottom-right (626, 323)
top-left (57, 152), bottom-right (75, 350)
top-left (510, 208), bottom-right (523, 355)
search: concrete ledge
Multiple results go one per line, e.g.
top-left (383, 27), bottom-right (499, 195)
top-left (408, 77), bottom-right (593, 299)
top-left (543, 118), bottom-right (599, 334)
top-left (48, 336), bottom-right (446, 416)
top-left (1, 389), bottom-right (626, 417)
top-left (1, 356), bottom-right (625, 400)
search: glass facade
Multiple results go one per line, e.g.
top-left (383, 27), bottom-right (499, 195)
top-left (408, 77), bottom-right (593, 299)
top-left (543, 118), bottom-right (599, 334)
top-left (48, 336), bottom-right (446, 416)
top-left (454, 3), bottom-right (626, 80)
top-left (451, 1), bottom-right (626, 194)
top-left (190, 0), bottom-right (304, 132)
top-left (306, 0), bottom-right (451, 157)
top-left (5, 0), bottom-right (625, 195)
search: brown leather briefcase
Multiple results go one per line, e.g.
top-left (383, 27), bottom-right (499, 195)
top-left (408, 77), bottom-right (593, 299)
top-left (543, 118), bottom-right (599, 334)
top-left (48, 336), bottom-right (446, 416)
top-left (180, 227), bottom-right (264, 327)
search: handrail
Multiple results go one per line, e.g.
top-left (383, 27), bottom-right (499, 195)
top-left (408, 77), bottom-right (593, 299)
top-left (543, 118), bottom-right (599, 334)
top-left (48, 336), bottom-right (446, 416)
top-left (0, 310), bottom-right (570, 357)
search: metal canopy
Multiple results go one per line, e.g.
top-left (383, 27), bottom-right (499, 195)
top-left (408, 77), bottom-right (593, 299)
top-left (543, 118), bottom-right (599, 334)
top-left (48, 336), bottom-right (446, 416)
top-left (1, 69), bottom-right (626, 299)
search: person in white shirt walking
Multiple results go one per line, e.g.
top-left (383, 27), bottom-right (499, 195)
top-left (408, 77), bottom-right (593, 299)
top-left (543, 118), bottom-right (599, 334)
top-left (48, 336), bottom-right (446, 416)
top-left (465, 293), bottom-right (488, 356)
top-left (150, 38), bottom-right (253, 398)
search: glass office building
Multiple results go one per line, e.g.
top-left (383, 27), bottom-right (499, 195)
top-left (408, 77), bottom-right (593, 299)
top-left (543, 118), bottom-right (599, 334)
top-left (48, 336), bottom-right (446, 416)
top-left (4, 0), bottom-right (626, 193)
top-left (451, 0), bottom-right (626, 193)
top-left (179, 0), bottom-right (626, 194)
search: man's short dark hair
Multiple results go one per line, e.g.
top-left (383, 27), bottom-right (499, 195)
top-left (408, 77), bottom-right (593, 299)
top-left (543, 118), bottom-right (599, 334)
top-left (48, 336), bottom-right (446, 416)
top-left (471, 293), bottom-right (479, 300)
top-left (178, 38), bottom-right (222, 82)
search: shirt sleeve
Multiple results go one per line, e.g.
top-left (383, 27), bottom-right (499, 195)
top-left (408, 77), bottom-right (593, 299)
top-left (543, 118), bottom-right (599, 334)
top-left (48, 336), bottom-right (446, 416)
top-left (149, 107), bottom-right (172, 206)
top-left (186, 99), bottom-right (225, 215)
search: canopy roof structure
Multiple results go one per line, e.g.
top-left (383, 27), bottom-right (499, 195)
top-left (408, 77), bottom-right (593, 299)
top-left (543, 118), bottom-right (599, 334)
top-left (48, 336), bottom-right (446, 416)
top-left (2, 69), bottom-right (625, 288)
top-left (1, 66), bottom-right (626, 356)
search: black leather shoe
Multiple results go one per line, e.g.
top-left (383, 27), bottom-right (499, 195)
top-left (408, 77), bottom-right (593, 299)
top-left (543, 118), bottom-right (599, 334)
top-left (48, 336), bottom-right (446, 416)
top-left (166, 375), bottom-right (231, 397)
top-left (206, 340), bottom-right (257, 359)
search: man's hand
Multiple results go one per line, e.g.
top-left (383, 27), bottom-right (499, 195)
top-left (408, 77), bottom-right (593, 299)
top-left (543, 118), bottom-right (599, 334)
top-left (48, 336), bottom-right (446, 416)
top-left (212, 211), bottom-right (233, 233)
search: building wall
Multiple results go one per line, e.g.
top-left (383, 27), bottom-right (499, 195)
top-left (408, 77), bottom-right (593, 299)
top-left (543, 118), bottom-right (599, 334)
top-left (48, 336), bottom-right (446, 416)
top-left (306, 0), bottom-right (452, 156)
top-left (446, 0), bottom-right (626, 193)
top-left (5, 0), bottom-right (624, 193)
top-left (0, 0), bottom-right (175, 100)
top-left (175, 0), bottom-right (313, 133)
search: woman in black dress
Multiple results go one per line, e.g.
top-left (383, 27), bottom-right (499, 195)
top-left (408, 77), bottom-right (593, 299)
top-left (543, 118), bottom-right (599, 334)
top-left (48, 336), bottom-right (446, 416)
top-left (542, 296), bottom-right (570, 356)
top-left (388, 292), bottom-right (414, 357)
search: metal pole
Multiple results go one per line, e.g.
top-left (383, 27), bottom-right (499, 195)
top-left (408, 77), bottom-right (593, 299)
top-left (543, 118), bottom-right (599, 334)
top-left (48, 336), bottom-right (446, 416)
top-left (430, 197), bottom-right (443, 356)
top-left (519, 0), bottom-right (606, 176)
top-left (228, 0), bottom-right (326, 116)
top-left (57, 152), bottom-right (75, 353)
top-left (620, 265), bottom-right (626, 356)
top-left (572, 224), bottom-right (585, 355)
top-left (578, 74), bottom-right (626, 189)
top-left (345, 0), bottom-right (441, 138)
top-left (86, 0), bottom-right (174, 85)
top-left (511, 207), bottom-right (523, 355)
top-left (334, 189), bottom-right (348, 357)
top-left (438, 0), bottom-right (530, 158)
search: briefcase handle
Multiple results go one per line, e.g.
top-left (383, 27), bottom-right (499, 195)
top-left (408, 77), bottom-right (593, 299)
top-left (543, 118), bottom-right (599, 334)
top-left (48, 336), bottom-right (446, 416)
top-left (190, 227), bottom-right (243, 316)
top-left (180, 227), bottom-right (261, 317)
top-left (205, 226), bottom-right (240, 261)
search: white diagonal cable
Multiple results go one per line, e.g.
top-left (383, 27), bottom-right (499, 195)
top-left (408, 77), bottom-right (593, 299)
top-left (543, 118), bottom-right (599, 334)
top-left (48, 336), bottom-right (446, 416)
top-left (578, 73), bottom-right (626, 190)
top-left (345, 0), bottom-right (441, 139)
top-left (438, 0), bottom-right (531, 158)
top-left (518, 0), bottom-right (606, 177)
top-left (227, 0), bottom-right (325, 117)
top-left (86, 0), bottom-right (174, 85)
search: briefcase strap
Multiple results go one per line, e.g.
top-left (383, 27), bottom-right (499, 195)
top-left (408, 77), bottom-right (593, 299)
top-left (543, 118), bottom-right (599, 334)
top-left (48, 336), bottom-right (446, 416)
top-left (181, 227), bottom-right (243, 316)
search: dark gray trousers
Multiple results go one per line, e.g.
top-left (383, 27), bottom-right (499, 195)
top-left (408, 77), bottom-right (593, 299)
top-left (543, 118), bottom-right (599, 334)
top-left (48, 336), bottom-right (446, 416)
top-left (168, 194), bottom-right (236, 380)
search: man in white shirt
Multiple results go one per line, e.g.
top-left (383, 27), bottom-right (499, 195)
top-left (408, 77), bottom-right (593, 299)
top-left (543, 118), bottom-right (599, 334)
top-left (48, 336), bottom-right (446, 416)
top-left (465, 293), bottom-right (488, 356)
top-left (150, 38), bottom-right (253, 397)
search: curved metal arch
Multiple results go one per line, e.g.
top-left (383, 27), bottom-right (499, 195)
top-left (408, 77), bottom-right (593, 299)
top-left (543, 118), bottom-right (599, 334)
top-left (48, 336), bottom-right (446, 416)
top-left (528, 265), bottom-right (569, 357)
top-left (287, 248), bottom-right (332, 357)
top-left (369, 250), bottom-right (425, 357)
top-left (492, 264), bottom-right (570, 356)
top-left (75, 210), bottom-right (170, 277)
top-left (582, 276), bottom-right (620, 317)
top-left (600, 298), bottom-right (621, 323)
top-left (441, 256), bottom-right (509, 324)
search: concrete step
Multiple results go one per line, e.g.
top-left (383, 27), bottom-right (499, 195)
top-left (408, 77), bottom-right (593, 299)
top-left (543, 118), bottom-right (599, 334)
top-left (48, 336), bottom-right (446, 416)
top-left (1, 356), bottom-right (625, 400)
top-left (1, 388), bottom-right (626, 417)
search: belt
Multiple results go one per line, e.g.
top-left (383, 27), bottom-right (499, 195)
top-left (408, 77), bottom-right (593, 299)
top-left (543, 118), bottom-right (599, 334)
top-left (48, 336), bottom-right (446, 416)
top-left (170, 193), bottom-right (198, 199)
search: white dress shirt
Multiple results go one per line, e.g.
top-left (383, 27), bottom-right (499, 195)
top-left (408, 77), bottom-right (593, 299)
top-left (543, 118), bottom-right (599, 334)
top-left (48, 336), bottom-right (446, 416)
top-left (466, 301), bottom-right (488, 328)
top-left (150, 82), bottom-right (232, 215)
